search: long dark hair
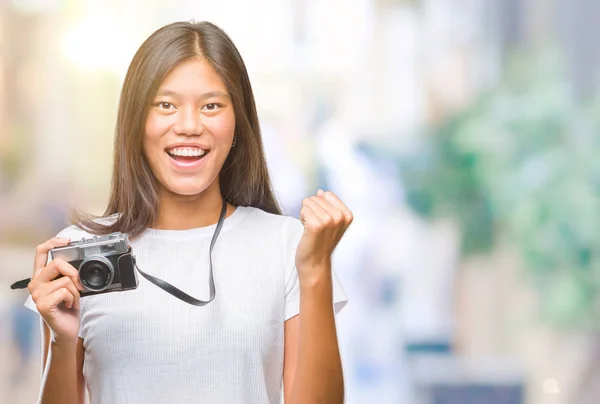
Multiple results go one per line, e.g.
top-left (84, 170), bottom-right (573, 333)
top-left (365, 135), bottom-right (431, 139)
top-left (74, 21), bottom-right (281, 238)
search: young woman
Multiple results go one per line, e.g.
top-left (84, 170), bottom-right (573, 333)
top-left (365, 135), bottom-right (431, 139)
top-left (24, 21), bottom-right (350, 403)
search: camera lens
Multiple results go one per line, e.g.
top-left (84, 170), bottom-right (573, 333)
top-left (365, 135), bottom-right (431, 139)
top-left (79, 256), bottom-right (114, 291)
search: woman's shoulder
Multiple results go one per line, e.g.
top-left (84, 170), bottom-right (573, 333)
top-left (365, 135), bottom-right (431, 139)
top-left (238, 206), bottom-right (303, 236)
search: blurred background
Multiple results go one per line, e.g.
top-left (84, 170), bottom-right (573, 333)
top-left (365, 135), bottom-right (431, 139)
top-left (1, 0), bottom-right (599, 403)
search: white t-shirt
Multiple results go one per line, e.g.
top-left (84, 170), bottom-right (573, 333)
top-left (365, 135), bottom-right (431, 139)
top-left (25, 206), bottom-right (347, 404)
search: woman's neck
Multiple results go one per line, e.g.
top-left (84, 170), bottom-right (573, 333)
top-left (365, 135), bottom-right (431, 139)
top-left (153, 186), bottom-right (235, 230)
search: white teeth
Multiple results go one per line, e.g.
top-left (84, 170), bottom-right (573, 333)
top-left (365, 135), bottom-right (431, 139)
top-left (167, 147), bottom-right (207, 157)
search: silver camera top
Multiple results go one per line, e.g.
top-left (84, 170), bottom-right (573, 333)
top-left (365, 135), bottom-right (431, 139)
top-left (49, 232), bottom-right (130, 263)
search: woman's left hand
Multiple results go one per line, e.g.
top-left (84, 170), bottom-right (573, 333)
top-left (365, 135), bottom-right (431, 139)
top-left (296, 190), bottom-right (353, 281)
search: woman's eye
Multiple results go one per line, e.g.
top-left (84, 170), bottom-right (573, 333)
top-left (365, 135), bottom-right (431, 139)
top-left (156, 102), bottom-right (174, 110)
top-left (203, 103), bottom-right (220, 111)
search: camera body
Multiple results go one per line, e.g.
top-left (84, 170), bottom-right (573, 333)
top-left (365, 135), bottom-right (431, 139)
top-left (49, 232), bottom-right (138, 297)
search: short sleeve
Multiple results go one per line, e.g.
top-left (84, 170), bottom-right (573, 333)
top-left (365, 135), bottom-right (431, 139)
top-left (24, 294), bottom-right (38, 313)
top-left (282, 217), bottom-right (348, 321)
top-left (23, 225), bottom-right (88, 338)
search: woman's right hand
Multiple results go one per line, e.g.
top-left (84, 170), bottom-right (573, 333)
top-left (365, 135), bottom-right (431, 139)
top-left (28, 237), bottom-right (85, 345)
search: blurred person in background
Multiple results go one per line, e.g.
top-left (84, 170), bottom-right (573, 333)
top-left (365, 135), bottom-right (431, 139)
top-left (20, 21), bottom-right (351, 404)
top-left (8, 290), bottom-right (38, 383)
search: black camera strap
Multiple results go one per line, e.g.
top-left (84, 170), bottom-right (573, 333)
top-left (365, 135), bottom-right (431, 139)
top-left (10, 200), bottom-right (228, 307)
top-left (134, 199), bottom-right (227, 306)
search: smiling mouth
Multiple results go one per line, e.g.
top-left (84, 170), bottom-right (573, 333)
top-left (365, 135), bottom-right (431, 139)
top-left (165, 147), bottom-right (209, 164)
top-left (167, 153), bottom-right (207, 163)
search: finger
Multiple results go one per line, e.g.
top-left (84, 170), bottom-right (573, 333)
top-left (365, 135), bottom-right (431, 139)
top-left (33, 276), bottom-right (81, 310)
top-left (319, 190), bottom-right (353, 223)
top-left (299, 203), bottom-right (321, 232)
top-left (303, 197), bottom-right (331, 224)
top-left (33, 237), bottom-right (71, 276)
top-left (34, 258), bottom-right (83, 291)
top-left (37, 287), bottom-right (75, 313)
top-left (310, 195), bottom-right (345, 225)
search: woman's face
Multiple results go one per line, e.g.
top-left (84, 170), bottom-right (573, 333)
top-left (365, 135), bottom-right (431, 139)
top-left (143, 57), bottom-right (236, 197)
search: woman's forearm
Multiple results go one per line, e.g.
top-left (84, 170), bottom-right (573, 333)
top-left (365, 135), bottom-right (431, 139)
top-left (291, 266), bottom-right (344, 404)
top-left (39, 341), bottom-right (79, 404)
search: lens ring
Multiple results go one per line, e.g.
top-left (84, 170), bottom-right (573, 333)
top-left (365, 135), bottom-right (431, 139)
top-left (79, 256), bottom-right (114, 292)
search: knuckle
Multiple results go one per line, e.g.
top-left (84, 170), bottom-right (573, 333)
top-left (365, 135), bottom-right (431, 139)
top-left (35, 244), bottom-right (44, 255)
top-left (62, 289), bottom-right (72, 301)
top-left (55, 258), bottom-right (73, 273)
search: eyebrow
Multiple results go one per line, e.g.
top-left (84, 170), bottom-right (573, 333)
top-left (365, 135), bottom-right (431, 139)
top-left (155, 89), bottom-right (230, 99)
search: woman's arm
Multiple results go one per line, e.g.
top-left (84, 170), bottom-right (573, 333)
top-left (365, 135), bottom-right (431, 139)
top-left (38, 319), bottom-right (86, 404)
top-left (284, 189), bottom-right (352, 404)
top-left (284, 268), bottom-right (343, 404)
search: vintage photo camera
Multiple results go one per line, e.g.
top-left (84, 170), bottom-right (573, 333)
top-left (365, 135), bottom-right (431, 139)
top-left (50, 232), bottom-right (139, 297)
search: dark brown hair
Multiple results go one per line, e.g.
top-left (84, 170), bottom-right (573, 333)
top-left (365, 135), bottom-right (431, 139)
top-left (75, 21), bottom-right (281, 237)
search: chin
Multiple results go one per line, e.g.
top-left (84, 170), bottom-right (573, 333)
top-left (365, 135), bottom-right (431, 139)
top-left (163, 180), bottom-right (212, 197)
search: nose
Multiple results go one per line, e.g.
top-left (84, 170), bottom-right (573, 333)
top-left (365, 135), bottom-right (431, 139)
top-left (174, 106), bottom-right (203, 136)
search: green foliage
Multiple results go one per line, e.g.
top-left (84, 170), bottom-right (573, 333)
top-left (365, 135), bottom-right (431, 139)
top-left (401, 52), bottom-right (600, 329)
